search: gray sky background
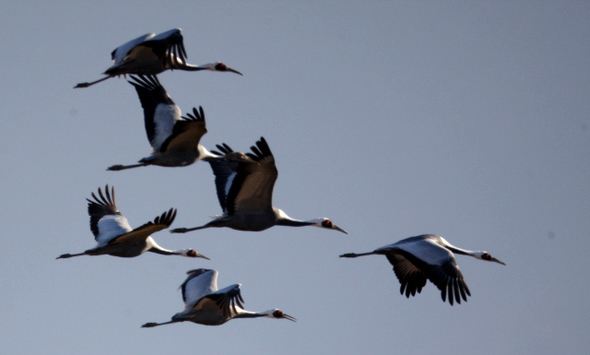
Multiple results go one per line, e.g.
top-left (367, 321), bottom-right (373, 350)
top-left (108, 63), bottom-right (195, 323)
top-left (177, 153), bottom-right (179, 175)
top-left (1, 2), bottom-right (589, 354)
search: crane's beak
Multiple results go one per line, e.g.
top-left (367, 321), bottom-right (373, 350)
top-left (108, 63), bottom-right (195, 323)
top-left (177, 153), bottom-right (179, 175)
top-left (282, 313), bottom-right (297, 322)
top-left (492, 257), bottom-right (506, 265)
top-left (333, 224), bottom-right (348, 234)
top-left (196, 252), bottom-right (211, 260)
top-left (227, 66), bottom-right (243, 76)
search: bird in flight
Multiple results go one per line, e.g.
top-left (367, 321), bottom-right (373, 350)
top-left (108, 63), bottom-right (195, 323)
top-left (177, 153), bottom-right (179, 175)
top-left (107, 75), bottom-right (220, 171)
top-left (171, 137), bottom-right (347, 234)
top-left (142, 268), bottom-right (296, 327)
top-left (340, 234), bottom-right (505, 305)
top-left (56, 185), bottom-right (209, 260)
top-left (74, 28), bottom-right (241, 88)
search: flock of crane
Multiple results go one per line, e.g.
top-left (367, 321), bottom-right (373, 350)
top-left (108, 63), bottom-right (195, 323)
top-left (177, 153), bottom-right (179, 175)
top-left (59, 28), bottom-right (505, 328)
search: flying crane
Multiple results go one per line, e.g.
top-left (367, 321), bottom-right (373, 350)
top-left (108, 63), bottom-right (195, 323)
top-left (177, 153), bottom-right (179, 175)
top-left (340, 234), bottom-right (505, 305)
top-left (171, 137), bottom-right (347, 234)
top-left (56, 185), bottom-right (209, 260)
top-left (142, 269), bottom-right (296, 327)
top-left (107, 75), bottom-right (220, 171)
top-left (75, 28), bottom-right (241, 88)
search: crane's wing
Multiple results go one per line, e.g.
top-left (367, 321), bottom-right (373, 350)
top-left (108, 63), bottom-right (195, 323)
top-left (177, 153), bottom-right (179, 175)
top-left (109, 208), bottom-right (176, 245)
top-left (227, 137), bottom-right (278, 215)
top-left (87, 185), bottom-right (132, 244)
top-left (181, 269), bottom-right (218, 308)
top-left (159, 106), bottom-right (208, 154)
top-left (390, 238), bottom-right (471, 305)
top-left (190, 284), bottom-right (245, 318)
top-left (208, 143), bottom-right (253, 214)
top-left (128, 75), bottom-right (179, 152)
top-left (110, 33), bottom-right (155, 66)
top-left (385, 252), bottom-right (428, 298)
top-left (138, 28), bottom-right (188, 70)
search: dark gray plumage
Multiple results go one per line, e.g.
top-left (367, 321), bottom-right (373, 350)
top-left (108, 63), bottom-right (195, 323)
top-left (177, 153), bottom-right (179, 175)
top-left (171, 137), bottom-right (348, 234)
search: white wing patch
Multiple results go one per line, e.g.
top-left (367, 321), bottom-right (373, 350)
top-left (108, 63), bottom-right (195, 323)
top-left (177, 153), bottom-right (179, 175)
top-left (95, 214), bottom-right (133, 245)
top-left (399, 238), bottom-right (454, 266)
top-left (151, 104), bottom-right (180, 152)
top-left (184, 270), bottom-right (218, 309)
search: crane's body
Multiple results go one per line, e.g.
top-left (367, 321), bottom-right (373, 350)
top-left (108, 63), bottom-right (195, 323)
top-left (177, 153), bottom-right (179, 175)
top-left (170, 137), bottom-right (347, 234)
top-left (108, 75), bottom-right (220, 171)
top-left (340, 234), bottom-right (505, 305)
top-left (75, 28), bottom-right (241, 88)
top-left (56, 185), bottom-right (209, 260)
top-left (141, 269), bottom-right (296, 327)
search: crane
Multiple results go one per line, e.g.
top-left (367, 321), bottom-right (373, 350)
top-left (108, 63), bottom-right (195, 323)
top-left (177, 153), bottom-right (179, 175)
top-left (170, 137), bottom-right (348, 234)
top-left (107, 75), bottom-right (220, 171)
top-left (340, 234), bottom-right (505, 305)
top-left (74, 28), bottom-right (242, 88)
top-left (56, 185), bottom-right (209, 260)
top-left (141, 268), bottom-right (296, 327)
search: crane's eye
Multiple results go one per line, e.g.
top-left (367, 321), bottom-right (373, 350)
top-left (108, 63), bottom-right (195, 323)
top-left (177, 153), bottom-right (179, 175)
top-left (482, 253), bottom-right (490, 260)
top-left (216, 63), bottom-right (227, 71)
top-left (188, 250), bottom-right (197, 257)
top-left (322, 220), bottom-right (333, 228)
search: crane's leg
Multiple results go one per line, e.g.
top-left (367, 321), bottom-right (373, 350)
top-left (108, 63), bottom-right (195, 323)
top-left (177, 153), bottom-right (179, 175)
top-left (56, 252), bottom-right (87, 259)
top-left (107, 163), bottom-right (147, 171)
top-left (74, 76), bottom-right (112, 88)
top-left (141, 320), bottom-right (179, 328)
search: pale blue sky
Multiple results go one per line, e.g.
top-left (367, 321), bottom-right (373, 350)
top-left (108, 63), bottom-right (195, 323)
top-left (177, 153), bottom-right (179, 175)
top-left (1, 2), bottom-right (589, 354)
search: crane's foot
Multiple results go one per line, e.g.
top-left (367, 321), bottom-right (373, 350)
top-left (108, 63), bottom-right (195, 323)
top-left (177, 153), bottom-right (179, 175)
top-left (170, 228), bottom-right (189, 233)
top-left (107, 165), bottom-right (125, 171)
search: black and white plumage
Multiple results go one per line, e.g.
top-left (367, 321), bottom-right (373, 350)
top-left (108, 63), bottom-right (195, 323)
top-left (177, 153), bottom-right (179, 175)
top-left (142, 269), bottom-right (296, 327)
top-left (75, 28), bottom-right (242, 88)
top-left (56, 185), bottom-right (209, 260)
top-left (171, 137), bottom-right (348, 234)
top-left (340, 234), bottom-right (505, 305)
top-left (108, 75), bottom-right (220, 171)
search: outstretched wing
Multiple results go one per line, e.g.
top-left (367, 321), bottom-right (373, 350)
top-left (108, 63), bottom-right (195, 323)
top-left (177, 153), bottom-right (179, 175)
top-left (159, 106), bottom-right (208, 154)
top-left (386, 252), bottom-right (428, 299)
top-left (217, 137), bottom-right (278, 215)
top-left (208, 143), bottom-right (249, 213)
top-left (139, 28), bottom-right (188, 70)
top-left (87, 185), bottom-right (132, 244)
top-left (109, 208), bottom-right (176, 245)
top-left (181, 269), bottom-right (218, 308)
top-left (388, 238), bottom-right (471, 305)
top-left (111, 33), bottom-right (155, 66)
top-left (191, 284), bottom-right (245, 318)
top-left (128, 75), bottom-right (179, 152)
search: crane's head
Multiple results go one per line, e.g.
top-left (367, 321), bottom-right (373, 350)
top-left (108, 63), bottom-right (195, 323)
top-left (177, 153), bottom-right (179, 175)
top-left (203, 62), bottom-right (243, 75)
top-left (265, 309), bottom-right (297, 322)
top-left (312, 218), bottom-right (348, 234)
top-left (183, 249), bottom-right (211, 260)
top-left (473, 251), bottom-right (506, 265)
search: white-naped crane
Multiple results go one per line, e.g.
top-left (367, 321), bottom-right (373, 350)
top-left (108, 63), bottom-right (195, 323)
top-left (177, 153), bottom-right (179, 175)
top-left (107, 75), bottom-right (220, 171)
top-left (74, 28), bottom-right (242, 88)
top-left (142, 268), bottom-right (296, 327)
top-left (170, 137), bottom-right (348, 234)
top-left (340, 234), bottom-right (505, 305)
top-left (56, 185), bottom-right (209, 260)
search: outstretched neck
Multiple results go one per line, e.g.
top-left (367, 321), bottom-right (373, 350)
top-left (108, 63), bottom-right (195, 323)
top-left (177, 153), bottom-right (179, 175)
top-left (275, 209), bottom-right (313, 227)
top-left (232, 310), bottom-right (269, 320)
top-left (147, 239), bottom-right (186, 256)
top-left (276, 218), bottom-right (313, 227)
top-left (437, 236), bottom-right (475, 257)
top-left (174, 62), bottom-right (210, 72)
